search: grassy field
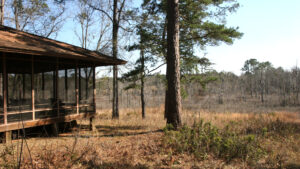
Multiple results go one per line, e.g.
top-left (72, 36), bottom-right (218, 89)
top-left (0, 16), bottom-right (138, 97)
top-left (0, 107), bottom-right (299, 169)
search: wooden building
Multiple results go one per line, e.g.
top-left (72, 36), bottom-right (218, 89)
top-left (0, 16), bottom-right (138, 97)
top-left (0, 25), bottom-right (126, 137)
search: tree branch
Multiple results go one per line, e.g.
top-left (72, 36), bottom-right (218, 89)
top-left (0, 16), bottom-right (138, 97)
top-left (88, 3), bottom-right (113, 22)
top-left (147, 63), bottom-right (166, 74)
top-left (117, 0), bottom-right (126, 26)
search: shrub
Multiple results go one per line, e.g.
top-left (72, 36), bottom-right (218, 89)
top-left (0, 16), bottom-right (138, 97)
top-left (163, 120), bottom-right (265, 164)
top-left (0, 144), bottom-right (17, 169)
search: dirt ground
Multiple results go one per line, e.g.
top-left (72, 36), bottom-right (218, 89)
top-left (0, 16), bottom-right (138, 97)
top-left (0, 107), bottom-right (299, 169)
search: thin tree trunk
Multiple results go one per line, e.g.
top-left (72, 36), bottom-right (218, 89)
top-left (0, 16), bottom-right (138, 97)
top-left (165, 0), bottom-right (181, 129)
top-left (14, 0), bottom-right (19, 30)
top-left (0, 0), bottom-right (4, 25)
top-left (260, 71), bottom-right (264, 103)
top-left (140, 45), bottom-right (145, 119)
top-left (112, 0), bottom-right (119, 119)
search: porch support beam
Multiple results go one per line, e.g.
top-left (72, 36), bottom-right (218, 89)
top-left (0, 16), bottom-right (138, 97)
top-left (56, 58), bottom-right (59, 117)
top-left (3, 53), bottom-right (7, 125)
top-left (93, 66), bottom-right (96, 112)
top-left (2, 53), bottom-right (11, 143)
top-left (32, 56), bottom-right (35, 120)
top-left (75, 62), bottom-right (79, 114)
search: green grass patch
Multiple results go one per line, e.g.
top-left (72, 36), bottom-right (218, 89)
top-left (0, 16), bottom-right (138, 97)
top-left (163, 120), bottom-right (265, 164)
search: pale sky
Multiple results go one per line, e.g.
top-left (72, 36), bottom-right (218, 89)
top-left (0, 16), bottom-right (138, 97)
top-left (57, 0), bottom-right (300, 75)
top-left (205, 0), bottom-right (300, 74)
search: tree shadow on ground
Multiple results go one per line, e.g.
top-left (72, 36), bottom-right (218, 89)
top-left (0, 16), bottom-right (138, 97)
top-left (67, 124), bottom-right (163, 138)
top-left (2, 123), bottom-right (162, 142)
top-left (61, 125), bottom-right (163, 138)
top-left (79, 124), bottom-right (147, 131)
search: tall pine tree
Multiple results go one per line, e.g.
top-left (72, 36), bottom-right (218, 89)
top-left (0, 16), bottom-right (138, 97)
top-left (141, 0), bottom-right (243, 127)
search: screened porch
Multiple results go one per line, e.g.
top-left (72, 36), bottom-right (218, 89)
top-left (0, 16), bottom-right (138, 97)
top-left (0, 25), bottom-right (126, 132)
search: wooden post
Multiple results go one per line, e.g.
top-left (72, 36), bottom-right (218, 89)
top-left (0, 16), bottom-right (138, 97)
top-left (79, 68), bottom-right (81, 102)
top-left (93, 66), bottom-right (96, 113)
top-left (85, 68), bottom-right (88, 101)
top-left (3, 53), bottom-right (11, 143)
top-left (56, 58), bottom-right (59, 117)
top-left (3, 54), bottom-right (7, 125)
top-left (32, 56), bottom-right (35, 120)
top-left (5, 130), bottom-right (12, 143)
top-left (65, 69), bottom-right (68, 102)
top-left (75, 63), bottom-right (79, 114)
top-left (53, 70), bottom-right (56, 102)
top-left (22, 74), bottom-right (25, 99)
top-left (42, 72), bottom-right (45, 99)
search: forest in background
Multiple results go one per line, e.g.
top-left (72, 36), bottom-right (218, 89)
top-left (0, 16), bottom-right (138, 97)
top-left (96, 59), bottom-right (300, 113)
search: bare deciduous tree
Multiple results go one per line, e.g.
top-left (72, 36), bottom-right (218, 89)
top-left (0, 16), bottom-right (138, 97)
top-left (89, 0), bottom-right (129, 119)
top-left (5, 0), bottom-right (66, 38)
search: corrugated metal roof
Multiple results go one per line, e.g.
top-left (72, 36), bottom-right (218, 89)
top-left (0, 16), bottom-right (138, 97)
top-left (0, 25), bottom-right (126, 65)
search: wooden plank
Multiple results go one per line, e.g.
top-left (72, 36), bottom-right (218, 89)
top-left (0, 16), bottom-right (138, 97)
top-left (32, 56), bottom-right (35, 120)
top-left (53, 69), bottom-right (56, 104)
top-left (93, 66), bottom-right (96, 112)
top-left (0, 112), bottom-right (96, 132)
top-left (6, 104), bottom-right (87, 115)
top-left (75, 64), bottom-right (79, 114)
top-left (3, 56), bottom-right (108, 68)
top-left (0, 46), bottom-right (126, 66)
top-left (56, 58), bottom-right (59, 117)
top-left (79, 68), bottom-right (81, 102)
top-left (5, 131), bottom-right (12, 143)
top-left (3, 53), bottom-right (7, 124)
top-left (65, 69), bottom-right (68, 102)
top-left (7, 110), bottom-right (33, 115)
top-left (22, 74), bottom-right (25, 99)
top-left (85, 68), bottom-right (88, 100)
top-left (42, 72), bottom-right (45, 99)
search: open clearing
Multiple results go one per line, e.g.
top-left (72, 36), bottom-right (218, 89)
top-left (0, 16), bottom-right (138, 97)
top-left (0, 107), bottom-right (299, 169)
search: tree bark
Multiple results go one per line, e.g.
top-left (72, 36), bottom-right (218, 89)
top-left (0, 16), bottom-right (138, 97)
top-left (13, 0), bottom-right (20, 30)
top-left (260, 70), bottom-right (264, 103)
top-left (165, 0), bottom-right (182, 129)
top-left (112, 0), bottom-right (119, 119)
top-left (162, 20), bottom-right (168, 119)
top-left (140, 45), bottom-right (145, 119)
top-left (0, 0), bottom-right (4, 25)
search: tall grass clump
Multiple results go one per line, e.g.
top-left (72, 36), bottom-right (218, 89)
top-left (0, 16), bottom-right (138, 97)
top-left (163, 120), bottom-right (265, 164)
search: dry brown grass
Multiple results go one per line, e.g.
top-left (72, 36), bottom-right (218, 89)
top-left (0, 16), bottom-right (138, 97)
top-left (0, 107), bottom-right (299, 169)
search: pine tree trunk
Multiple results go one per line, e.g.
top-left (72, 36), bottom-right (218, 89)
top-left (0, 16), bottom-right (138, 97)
top-left (165, 0), bottom-right (181, 129)
top-left (164, 70), bottom-right (168, 119)
top-left (112, 0), bottom-right (119, 119)
top-left (162, 18), bottom-right (168, 119)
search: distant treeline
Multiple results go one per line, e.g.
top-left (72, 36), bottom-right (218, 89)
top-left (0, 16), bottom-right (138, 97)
top-left (96, 59), bottom-right (300, 111)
